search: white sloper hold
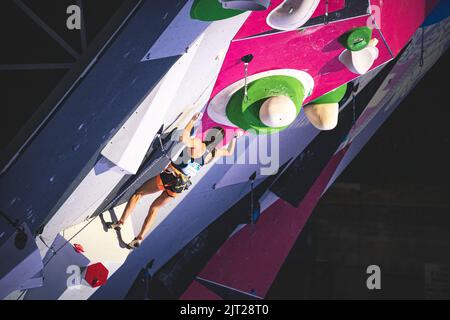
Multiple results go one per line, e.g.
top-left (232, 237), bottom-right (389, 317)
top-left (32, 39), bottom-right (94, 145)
top-left (267, 0), bottom-right (321, 31)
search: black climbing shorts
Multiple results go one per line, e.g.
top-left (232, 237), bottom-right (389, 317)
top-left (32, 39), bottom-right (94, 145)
top-left (157, 170), bottom-right (191, 197)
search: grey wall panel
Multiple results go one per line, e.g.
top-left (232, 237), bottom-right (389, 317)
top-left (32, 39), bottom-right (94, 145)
top-left (0, 0), bottom-right (187, 243)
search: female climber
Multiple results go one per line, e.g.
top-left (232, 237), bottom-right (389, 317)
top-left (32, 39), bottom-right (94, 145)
top-left (108, 112), bottom-right (243, 248)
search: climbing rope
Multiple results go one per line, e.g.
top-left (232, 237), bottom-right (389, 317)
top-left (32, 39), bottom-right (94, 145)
top-left (241, 54), bottom-right (254, 103)
top-left (28, 47), bottom-right (233, 286)
top-left (244, 62), bottom-right (249, 102)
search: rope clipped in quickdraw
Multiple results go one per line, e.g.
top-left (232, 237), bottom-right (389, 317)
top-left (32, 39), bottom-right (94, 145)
top-left (343, 85), bottom-right (358, 144)
top-left (39, 234), bottom-right (56, 256)
top-left (420, 27), bottom-right (425, 67)
top-left (143, 259), bottom-right (155, 300)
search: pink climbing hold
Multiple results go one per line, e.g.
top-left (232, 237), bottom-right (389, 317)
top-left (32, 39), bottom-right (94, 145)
top-left (84, 263), bottom-right (109, 288)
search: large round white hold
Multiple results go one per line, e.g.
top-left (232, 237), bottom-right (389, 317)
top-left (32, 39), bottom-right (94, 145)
top-left (259, 96), bottom-right (297, 128)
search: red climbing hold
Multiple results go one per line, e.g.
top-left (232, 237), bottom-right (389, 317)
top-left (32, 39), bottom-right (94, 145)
top-left (73, 243), bottom-right (85, 253)
top-left (84, 262), bottom-right (109, 288)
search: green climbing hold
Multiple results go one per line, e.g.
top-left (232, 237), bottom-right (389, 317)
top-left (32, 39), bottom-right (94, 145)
top-left (339, 27), bottom-right (373, 52)
top-left (191, 0), bottom-right (245, 21)
top-left (312, 84), bottom-right (348, 105)
top-left (226, 76), bottom-right (305, 134)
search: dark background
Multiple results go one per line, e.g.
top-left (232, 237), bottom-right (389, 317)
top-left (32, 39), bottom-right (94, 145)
top-left (268, 51), bottom-right (450, 300)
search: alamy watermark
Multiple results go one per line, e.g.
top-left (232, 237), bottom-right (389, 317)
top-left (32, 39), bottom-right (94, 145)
top-left (66, 5), bottom-right (81, 30)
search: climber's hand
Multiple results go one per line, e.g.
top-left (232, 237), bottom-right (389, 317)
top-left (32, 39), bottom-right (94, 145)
top-left (191, 112), bottom-right (203, 122)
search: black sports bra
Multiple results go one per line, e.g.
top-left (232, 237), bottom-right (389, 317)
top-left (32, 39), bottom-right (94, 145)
top-left (171, 148), bottom-right (216, 177)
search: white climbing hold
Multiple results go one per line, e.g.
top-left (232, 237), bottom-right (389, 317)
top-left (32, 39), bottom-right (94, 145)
top-left (259, 96), bottom-right (297, 127)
